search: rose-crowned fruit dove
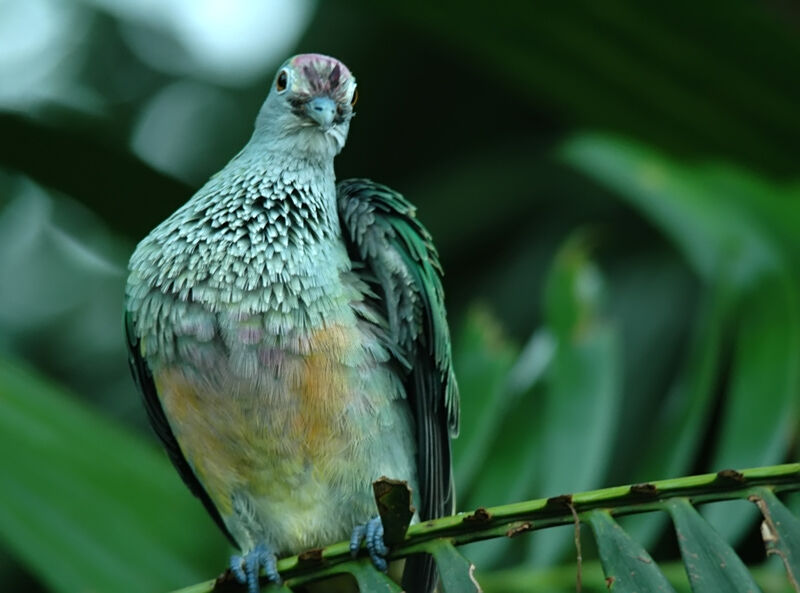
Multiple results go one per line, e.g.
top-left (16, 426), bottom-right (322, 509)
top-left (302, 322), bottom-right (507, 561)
top-left (125, 53), bottom-right (459, 593)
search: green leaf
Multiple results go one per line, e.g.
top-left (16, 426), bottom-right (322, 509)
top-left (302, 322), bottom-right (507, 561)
top-left (704, 276), bottom-right (800, 543)
top-left (560, 137), bottom-right (799, 527)
top-left (0, 357), bottom-right (228, 593)
top-left (459, 327), bottom-right (554, 512)
top-left (560, 133), bottom-right (782, 289)
top-left (168, 579), bottom-right (218, 593)
top-left (346, 560), bottom-right (403, 592)
top-left (262, 584), bottom-right (294, 593)
top-left (452, 306), bottom-right (519, 500)
top-left (475, 561), bottom-right (795, 593)
top-left (604, 252), bottom-right (697, 486)
top-left (458, 337), bottom-right (550, 567)
top-left (530, 233), bottom-right (623, 565)
top-left (427, 539), bottom-right (482, 593)
top-left (618, 267), bottom-right (733, 550)
top-left (566, 134), bottom-right (798, 547)
top-left (750, 488), bottom-right (800, 591)
top-left (699, 164), bottom-right (800, 269)
top-left (668, 498), bottom-right (763, 593)
top-left (587, 510), bottom-right (677, 593)
top-left (452, 308), bottom-right (531, 569)
top-left (542, 231), bottom-right (606, 335)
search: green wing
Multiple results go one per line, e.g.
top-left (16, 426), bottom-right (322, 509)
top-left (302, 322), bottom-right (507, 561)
top-left (337, 178), bottom-right (460, 518)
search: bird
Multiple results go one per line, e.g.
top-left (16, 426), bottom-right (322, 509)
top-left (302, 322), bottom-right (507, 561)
top-left (124, 53), bottom-right (459, 593)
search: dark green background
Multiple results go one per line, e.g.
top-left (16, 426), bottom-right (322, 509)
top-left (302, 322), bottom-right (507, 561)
top-left (1, 2), bottom-right (798, 591)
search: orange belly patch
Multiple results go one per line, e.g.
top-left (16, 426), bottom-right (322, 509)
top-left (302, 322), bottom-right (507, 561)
top-left (296, 323), bottom-right (354, 455)
top-left (154, 322), bottom-right (362, 516)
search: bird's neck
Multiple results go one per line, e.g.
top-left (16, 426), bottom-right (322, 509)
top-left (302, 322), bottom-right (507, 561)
top-left (237, 136), bottom-right (337, 184)
top-left (247, 124), bottom-right (344, 163)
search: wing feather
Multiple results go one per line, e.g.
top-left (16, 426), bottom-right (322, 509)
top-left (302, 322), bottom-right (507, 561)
top-left (337, 178), bottom-right (459, 593)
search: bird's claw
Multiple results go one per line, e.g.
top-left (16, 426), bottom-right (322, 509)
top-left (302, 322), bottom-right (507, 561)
top-left (230, 543), bottom-right (280, 593)
top-left (349, 516), bottom-right (389, 572)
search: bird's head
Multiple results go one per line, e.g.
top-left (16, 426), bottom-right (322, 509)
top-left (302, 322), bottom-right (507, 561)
top-left (254, 53), bottom-right (358, 157)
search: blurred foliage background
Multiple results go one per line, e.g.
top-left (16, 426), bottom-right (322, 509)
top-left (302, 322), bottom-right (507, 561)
top-left (1, 1), bottom-right (799, 592)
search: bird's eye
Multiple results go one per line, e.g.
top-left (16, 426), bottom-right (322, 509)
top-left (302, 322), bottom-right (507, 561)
top-left (276, 70), bottom-right (288, 93)
top-left (350, 88), bottom-right (358, 107)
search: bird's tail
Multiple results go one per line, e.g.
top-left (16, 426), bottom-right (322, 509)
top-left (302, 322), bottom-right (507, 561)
top-left (401, 554), bottom-right (437, 593)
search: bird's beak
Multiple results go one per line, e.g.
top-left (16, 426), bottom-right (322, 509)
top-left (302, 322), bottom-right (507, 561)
top-left (305, 96), bottom-right (337, 130)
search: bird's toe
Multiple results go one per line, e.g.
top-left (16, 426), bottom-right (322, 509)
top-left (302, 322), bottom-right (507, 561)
top-left (230, 543), bottom-right (280, 593)
top-left (350, 516), bottom-right (389, 572)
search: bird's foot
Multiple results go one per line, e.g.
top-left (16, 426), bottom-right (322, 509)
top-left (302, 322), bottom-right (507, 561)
top-left (349, 515), bottom-right (389, 572)
top-left (230, 542), bottom-right (280, 593)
